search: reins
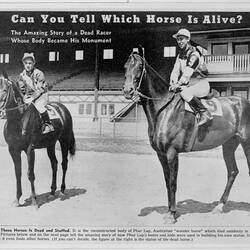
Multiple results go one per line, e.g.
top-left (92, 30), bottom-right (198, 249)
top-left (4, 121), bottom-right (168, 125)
top-left (155, 92), bottom-right (176, 118)
top-left (131, 53), bottom-right (176, 115)
top-left (5, 104), bottom-right (26, 112)
top-left (133, 54), bottom-right (161, 101)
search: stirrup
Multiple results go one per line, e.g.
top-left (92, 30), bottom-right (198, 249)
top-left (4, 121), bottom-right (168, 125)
top-left (42, 124), bottom-right (54, 134)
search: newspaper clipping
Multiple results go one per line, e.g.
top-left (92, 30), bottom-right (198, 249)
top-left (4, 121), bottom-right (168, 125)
top-left (0, 4), bottom-right (250, 249)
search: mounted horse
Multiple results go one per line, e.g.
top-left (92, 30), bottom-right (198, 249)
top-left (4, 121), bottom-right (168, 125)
top-left (123, 49), bottom-right (250, 223)
top-left (0, 74), bottom-right (75, 208)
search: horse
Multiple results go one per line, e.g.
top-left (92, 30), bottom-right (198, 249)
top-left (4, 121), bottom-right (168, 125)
top-left (123, 48), bottom-right (250, 223)
top-left (0, 75), bottom-right (76, 208)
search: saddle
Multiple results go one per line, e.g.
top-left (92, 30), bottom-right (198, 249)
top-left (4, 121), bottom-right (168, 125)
top-left (21, 103), bottom-right (61, 135)
top-left (185, 95), bottom-right (223, 117)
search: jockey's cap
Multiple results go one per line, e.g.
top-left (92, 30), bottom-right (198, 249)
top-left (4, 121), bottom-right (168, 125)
top-left (173, 28), bottom-right (191, 39)
top-left (22, 52), bottom-right (35, 63)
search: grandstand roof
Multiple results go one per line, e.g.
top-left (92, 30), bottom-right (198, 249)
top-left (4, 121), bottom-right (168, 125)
top-left (1, 11), bottom-right (250, 91)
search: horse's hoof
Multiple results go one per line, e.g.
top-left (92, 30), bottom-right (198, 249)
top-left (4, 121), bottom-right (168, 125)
top-left (59, 191), bottom-right (66, 197)
top-left (12, 199), bottom-right (20, 207)
top-left (31, 198), bottom-right (39, 209)
top-left (163, 213), bottom-right (177, 224)
top-left (19, 197), bottom-right (25, 206)
top-left (212, 203), bottom-right (224, 214)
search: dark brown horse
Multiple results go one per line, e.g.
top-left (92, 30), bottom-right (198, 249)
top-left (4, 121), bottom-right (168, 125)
top-left (0, 75), bottom-right (75, 208)
top-left (123, 49), bottom-right (250, 223)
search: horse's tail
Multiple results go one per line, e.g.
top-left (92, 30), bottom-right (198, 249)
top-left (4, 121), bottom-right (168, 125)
top-left (51, 102), bottom-right (76, 158)
top-left (66, 108), bottom-right (76, 158)
top-left (69, 129), bottom-right (76, 157)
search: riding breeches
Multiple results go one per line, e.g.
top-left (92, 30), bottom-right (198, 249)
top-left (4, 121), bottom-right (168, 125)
top-left (24, 92), bottom-right (48, 113)
top-left (180, 78), bottom-right (210, 102)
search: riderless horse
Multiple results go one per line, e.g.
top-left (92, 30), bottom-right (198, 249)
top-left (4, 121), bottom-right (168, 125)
top-left (0, 74), bottom-right (75, 208)
top-left (123, 48), bottom-right (250, 223)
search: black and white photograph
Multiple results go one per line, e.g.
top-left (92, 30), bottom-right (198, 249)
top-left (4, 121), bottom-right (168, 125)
top-left (0, 1), bottom-right (250, 249)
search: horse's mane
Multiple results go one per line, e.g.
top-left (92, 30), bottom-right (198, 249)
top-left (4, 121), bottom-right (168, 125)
top-left (130, 53), bottom-right (169, 91)
top-left (145, 61), bottom-right (169, 87)
top-left (12, 81), bottom-right (23, 99)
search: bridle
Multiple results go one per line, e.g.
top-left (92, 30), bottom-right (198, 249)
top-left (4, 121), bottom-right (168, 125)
top-left (128, 53), bottom-right (177, 116)
top-left (0, 78), bottom-right (26, 116)
top-left (130, 54), bottom-right (161, 101)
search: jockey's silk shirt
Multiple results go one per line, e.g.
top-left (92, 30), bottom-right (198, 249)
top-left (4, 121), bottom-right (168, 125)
top-left (18, 68), bottom-right (47, 100)
top-left (170, 44), bottom-right (204, 86)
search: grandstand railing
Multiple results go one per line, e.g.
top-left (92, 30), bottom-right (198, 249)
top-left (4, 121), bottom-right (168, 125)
top-left (205, 54), bottom-right (250, 74)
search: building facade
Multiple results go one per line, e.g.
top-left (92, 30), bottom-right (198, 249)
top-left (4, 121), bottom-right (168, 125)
top-left (193, 28), bottom-right (250, 99)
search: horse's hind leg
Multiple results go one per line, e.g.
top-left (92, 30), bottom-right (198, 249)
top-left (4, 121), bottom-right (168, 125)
top-left (47, 145), bottom-right (58, 197)
top-left (213, 136), bottom-right (240, 214)
top-left (59, 139), bottom-right (69, 195)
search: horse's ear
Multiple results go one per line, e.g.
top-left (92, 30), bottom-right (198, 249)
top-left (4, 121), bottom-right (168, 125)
top-left (138, 44), bottom-right (144, 58)
top-left (2, 70), bottom-right (8, 80)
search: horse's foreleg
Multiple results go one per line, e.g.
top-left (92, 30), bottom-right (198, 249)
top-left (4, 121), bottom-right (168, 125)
top-left (157, 152), bottom-right (171, 206)
top-left (47, 145), bottom-right (58, 197)
top-left (59, 139), bottom-right (69, 195)
top-left (26, 144), bottom-right (37, 207)
top-left (213, 136), bottom-right (239, 214)
top-left (157, 148), bottom-right (179, 224)
top-left (9, 147), bottom-right (22, 206)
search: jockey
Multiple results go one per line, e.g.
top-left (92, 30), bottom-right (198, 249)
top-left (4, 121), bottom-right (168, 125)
top-left (169, 28), bottom-right (212, 126)
top-left (18, 53), bottom-right (54, 135)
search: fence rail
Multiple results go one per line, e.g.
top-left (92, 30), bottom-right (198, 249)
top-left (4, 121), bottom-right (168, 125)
top-left (205, 54), bottom-right (250, 73)
top-left (73, 117), bottom-right (148, 141)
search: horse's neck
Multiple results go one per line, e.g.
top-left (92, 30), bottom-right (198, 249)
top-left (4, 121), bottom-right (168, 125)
top-left (6, 87), bottom-right (22, 132)
top-left (143, 64), bottom-right (169, 99)
top-left (6, 111), bottom-right (22, 138)
top-left (141, 65), bottom-right (172, 124)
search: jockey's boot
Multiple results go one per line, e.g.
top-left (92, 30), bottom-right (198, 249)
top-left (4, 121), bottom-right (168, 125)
top-left (188, 97), bottom-right (213, 126)
top-left (41, 111), bottom-right (54, 134)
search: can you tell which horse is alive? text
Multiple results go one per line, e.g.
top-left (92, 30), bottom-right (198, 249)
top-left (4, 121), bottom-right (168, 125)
top-left (10, 14), bottom-right (243, 24)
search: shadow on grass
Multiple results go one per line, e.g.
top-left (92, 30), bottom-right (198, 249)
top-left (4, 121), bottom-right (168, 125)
top-left (139, 199), bottom-right (250, 218)
top-left (21, 188), bottom-right (87, 208)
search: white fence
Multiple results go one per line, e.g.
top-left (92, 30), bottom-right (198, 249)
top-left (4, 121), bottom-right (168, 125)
top-left (205, 54), bottom-right (250, 73)
top-left (73, 117), bottom-right (148, 141)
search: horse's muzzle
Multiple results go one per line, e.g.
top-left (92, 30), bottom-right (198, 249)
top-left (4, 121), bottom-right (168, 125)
top-left (123, 86), bottom-right (134, 99)
top-left (124, 93), bottom-right (133, 100)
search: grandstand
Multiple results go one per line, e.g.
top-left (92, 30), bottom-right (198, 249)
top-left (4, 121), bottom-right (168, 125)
top-left (51, 70), bottom-right (124, 91)
top-left (0, 11), bottom-right (250, 121)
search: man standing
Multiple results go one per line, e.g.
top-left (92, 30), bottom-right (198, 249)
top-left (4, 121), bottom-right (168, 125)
top-left (169, 28), bottom-right (212, 125)
top-left (18, 52), bottom-right (54, 134)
